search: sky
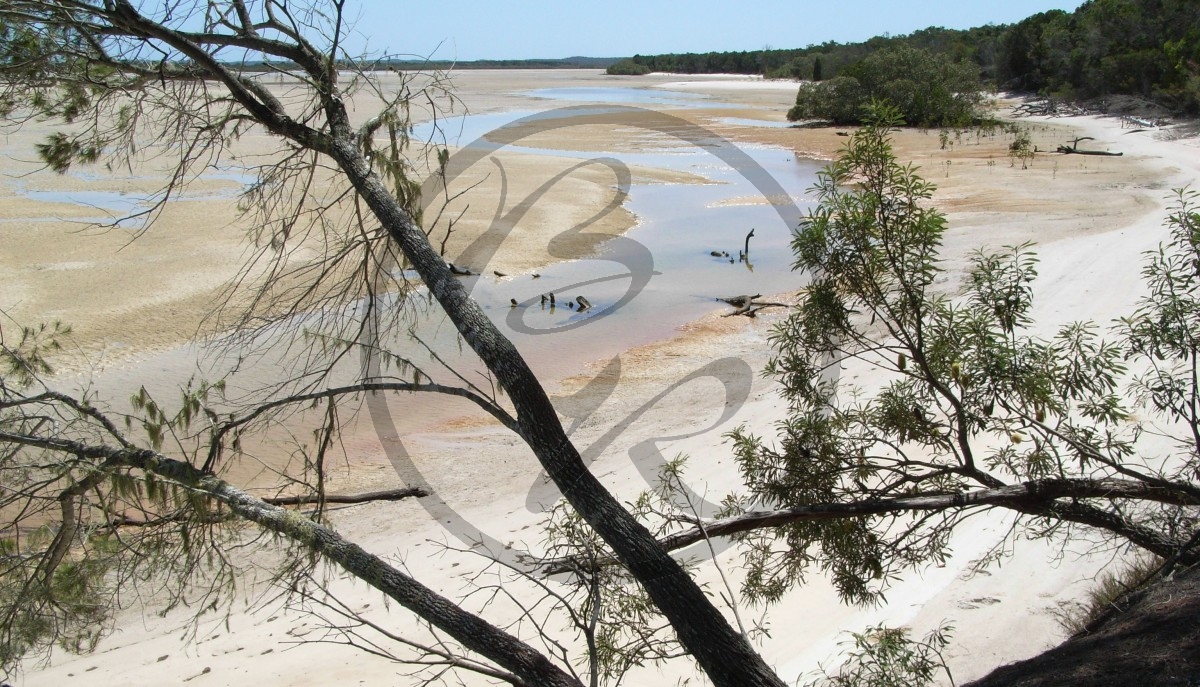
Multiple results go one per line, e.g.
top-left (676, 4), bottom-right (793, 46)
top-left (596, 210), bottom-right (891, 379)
top-left (345, 1), bottom-right (1087, 61)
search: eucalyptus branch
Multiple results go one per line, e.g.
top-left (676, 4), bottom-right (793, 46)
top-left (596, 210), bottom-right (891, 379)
top-left (0, 429), bottom-right (581, 687)
top-left (541, 477), bottom-right (1200, 574)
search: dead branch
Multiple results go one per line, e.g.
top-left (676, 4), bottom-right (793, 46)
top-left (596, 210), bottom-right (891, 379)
top-left (716, 294), bottom-right (788, 317)
top-left (264, 487), bottom-right (428, 507)
top-left (1011, 99), bottom-right (1091, 118)
top-left (1057, 146), bottom-right (1124, 156)
top-left (1056, 136), bottom-right (1123, 156)
top-left (717, 294), bottom-right (760, 307)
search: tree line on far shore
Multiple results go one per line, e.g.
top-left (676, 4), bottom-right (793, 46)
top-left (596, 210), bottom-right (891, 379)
top-left (608, 0), bottom-right (1200, 117)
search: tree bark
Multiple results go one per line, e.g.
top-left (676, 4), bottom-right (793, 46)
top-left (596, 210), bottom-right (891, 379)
top-left (263, 487), bottom-right (427, 506)
top-left (6, 5), bottom-right (787, 682)
top-left (540, 477), bottom-right (1200, 574)
top-left (322, 122), bottom-right (787, 686)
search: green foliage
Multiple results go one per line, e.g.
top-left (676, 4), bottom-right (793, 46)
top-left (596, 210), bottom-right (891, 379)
top-left (787, 47), bottom-right (985, 127)
top-left (804, 624), bottom-right (954, 687)
top-left (35, 132), bottom-right (102, 174)
top-left (996, 0), bottom-right (1200, 112)
top-left (727, 105), bottom-right (1200, 609)
top-left (1008, 127), bottom-right (1035, 168)
top-left (1121, 189), bottom-right (1200, 435)
top-left (0, 320), bottom-right (70, 388)
top-left (625, 25), bottom-right (1006, 80)
top-left (615, 50), bottom-right (769, 75)
top-left (605, 59), bottom-right (651, 76)
top-left (788, 76), bottom-right (867, 125)
top-left (0, 553), bottom-right (112, 671)
top-left (627, 1), bottom-right (1198, 113)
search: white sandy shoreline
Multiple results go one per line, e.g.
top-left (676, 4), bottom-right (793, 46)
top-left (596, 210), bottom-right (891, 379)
top-left (15, 71), bottom-right (1200, 686)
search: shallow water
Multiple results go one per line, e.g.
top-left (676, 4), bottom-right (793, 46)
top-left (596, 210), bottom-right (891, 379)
top-left (367, 103), bottom-right (822, 386)
top-left (8, 169), bottom-right (254, 226)
top-left (70, 87), bottom-right (823, 453)
top-left (525, 86), bottom-right (740, 109)
top-left (714, 116), bottom-right (797, 128)
top-left (455, 142), bottom-right (820, 383)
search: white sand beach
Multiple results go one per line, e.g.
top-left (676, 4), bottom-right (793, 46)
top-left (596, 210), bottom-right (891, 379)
top-left (9, 71), bottom-right (1199, 685)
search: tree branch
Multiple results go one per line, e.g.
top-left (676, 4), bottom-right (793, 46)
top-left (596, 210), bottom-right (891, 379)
top-left (540, 477), bottom-right (1200, 574)
top-left (203, 380), bottom-right (516, 470)
top-left (0, 429), bottom-right (581, 687)
top-left (263, 487), bottom-right (427, 507)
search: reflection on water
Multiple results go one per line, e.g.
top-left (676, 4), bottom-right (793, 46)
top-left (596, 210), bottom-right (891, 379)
top-left (526, 87), bottom-right (739, 109)
top-left (8, 168), bottom-right (255, 226)
top-left (64, 91), bottom-right (823, 472)
top-left (414, 86), bottom-right (741, 149)
top-left (714, 117), bottom-right (797, 129)
top-left (21, 189), bottom-right (148, 217)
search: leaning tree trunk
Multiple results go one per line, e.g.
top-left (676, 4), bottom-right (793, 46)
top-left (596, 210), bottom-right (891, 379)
top-left (324, 124), bottom-right (788, 686)
top-left (13, 2), bottom-right (787, 683)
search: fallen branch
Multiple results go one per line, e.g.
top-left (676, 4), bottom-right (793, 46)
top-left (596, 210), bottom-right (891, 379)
top-left (264, 487), bottom-right (428, 507)
top-left (1012, 99), bottom-right (1091, 118)
top-left (1056, 136), bottom-right (1123, 156)
top-left (717, 294), bottom-right (760, 307)
top-left (1057, 146), bottom-right (1124, 156)
top-left (717, 294), bottom-right (788, 317)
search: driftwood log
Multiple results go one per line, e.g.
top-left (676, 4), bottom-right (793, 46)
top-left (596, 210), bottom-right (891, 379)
top-left (1057, 146), bottom-right (1123, 156)
top-left (717, 294), bottom-right (789, 318)
top-left (1056, 136), bottom-right (1123, 156)
top-left (1012, 99), bottom-right (1091, 118)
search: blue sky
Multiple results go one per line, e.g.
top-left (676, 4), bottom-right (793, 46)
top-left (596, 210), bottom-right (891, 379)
top-left (345, 1), bottom-right (1085, 61)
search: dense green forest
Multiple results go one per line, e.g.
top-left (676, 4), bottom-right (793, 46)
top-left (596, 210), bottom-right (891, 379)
top-left (611, 0), bottom-right (1200, 113)
top-left (787, 47), bottom-right (987, 126)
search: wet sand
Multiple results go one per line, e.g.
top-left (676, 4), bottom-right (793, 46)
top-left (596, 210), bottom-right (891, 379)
top-left (13, 70), bottom-right (1200, 685)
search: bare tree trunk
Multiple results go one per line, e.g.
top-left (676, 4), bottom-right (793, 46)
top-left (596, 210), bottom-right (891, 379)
top-left (323, 129), bottom-right (788, 686)
top-left (0, 3), bottom-right (787, 681)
